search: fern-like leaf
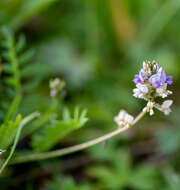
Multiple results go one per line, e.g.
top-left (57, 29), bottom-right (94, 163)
top-left (32, 108), bottom-right (88, 152)
top-left (0, 27), bottom-right (35, 121)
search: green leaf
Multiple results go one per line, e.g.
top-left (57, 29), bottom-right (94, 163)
top-left (32, 120), bottom-right (78, 152)
top-left (23, 99), bottom-right (58, 137)
top-left (0, 27), bottom-right (36, 123)
top-left (16, 34), bottom-right (26, 53)
top-left (62, 108), bottom-right (71, 122)
top-left (19, 49), bottom-right (34, 66)
top-left (0, 112), bottom-right (39, 174)
top-left (87, 166), bottom-right (126, 189)
top-left (0, 114), bottom-right (22, 149)
top-left (79, 109), bottom-right (88, 127)
top-left (130, 165), bottom-right (159, 190)
top-left (32, 108), bottom-right (88, 152)
top-left (4, 94), bottom-right (22, 123)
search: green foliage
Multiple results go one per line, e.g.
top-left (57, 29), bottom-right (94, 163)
top-left (156, 127), bottom-right (180, 154)
top-left (32, 108), bottom-right (88, 152)
top-left (0, 114), bottom-right (22, 149)
top-left (0, 28), bottom-right (21, 121)
top-left (87, 141), bottom-right (160, 190)
top-left (43, 175), bottom-right (91, 190)
top-left (0, 27), bottom-right (36, 122)
top-left (0, 112), bottom-right (39, 174)
top-left (156, 108), bottom-right (180, 154)
top-left (1, 26), bottom-right (38, 91)
top-left (23, 98), bottom-right (59, 137)
top-left (162, 169), bottom-right (180, 190)
top-left (2, 27), bottom-right (21, 91)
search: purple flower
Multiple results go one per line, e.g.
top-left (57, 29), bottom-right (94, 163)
top-left (149, 67), bottom-right (166, 88)
top-left (133, 75), bottom-right (142, 83)
top-left (133, 60), bottom-right (173, 108)
top-left (139, 69), bottom-right (148, 80)
top-left (166, 76), bottom-right (173, 85)
top-left (133, 69), bottom-right (147, 84)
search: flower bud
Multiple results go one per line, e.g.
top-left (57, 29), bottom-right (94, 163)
top-left (49, 78), bottom-right (66, 97)
top-left (114, 110), bottom-right (134, 127)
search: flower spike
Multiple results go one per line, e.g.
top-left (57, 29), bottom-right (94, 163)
top-left (133, 60), bottom-right (173, 115)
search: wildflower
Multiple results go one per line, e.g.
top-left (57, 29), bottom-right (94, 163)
top-left (133, 60), bottom-right (173, 115)
top-left (114, 110), bottom-right (134, 127)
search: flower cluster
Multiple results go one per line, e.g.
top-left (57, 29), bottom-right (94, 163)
top-left (133, 60), bottom-right (173, 115)
top-left (114, 110), bottom-right (134, 127)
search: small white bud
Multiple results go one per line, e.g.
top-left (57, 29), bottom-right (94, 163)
top-left (114, 110), bottom-right (134, 127)
top-left (50, 78), bottom-right (61, 89)
top-left (49, 78), bottom-right (65, 97)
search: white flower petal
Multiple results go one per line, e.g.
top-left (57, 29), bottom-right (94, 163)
top-left (164, 109), bottom-right (171, 115)
top-left (150, 109), bottom-right (154, 115)
top-left (136, 84), bottom-right (149, 93)
top-left (162, 100), bottom-right (173, 109)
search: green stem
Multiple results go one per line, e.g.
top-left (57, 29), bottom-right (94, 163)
top-left (11, 110), bottom-right (146, 164)
top-left (0, 112), bottom-right (40, 174)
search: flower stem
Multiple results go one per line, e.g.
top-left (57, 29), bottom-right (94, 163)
top-left (11, 110), bottom-right (146, 164)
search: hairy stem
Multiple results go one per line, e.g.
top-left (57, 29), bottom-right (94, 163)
top-left (11, 110), bottom-right (146, 164)
top-left (0, 112), bottom-right (40, 174)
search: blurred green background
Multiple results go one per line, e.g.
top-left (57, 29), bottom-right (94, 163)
top-left (0, 0), bottom-right (180, 189)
